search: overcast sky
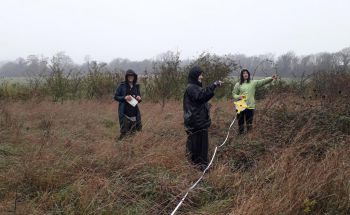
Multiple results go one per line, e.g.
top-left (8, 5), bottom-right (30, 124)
top-left (1, 0), bottom-right (349, 63)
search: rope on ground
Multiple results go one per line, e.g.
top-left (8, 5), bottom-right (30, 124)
top-left (170, 116), bottom-right (237, 215)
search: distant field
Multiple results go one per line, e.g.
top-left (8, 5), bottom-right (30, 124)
top-left (0, 77), bottom-right (30, 84)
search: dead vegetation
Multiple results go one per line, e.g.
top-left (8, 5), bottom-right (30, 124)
top-left (0, 68), bottom-right (349, 214)
top-left (0, 84), bottom-right (349, 214)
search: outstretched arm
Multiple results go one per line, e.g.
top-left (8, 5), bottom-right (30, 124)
top-left (188, 84), bottom-right (217, 104)
top-left (255, 75), bottom-right (277, 88)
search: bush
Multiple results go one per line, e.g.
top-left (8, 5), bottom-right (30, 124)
top-left (83, 61), bottom-right (123, 100)
top-left (187, 53), bottom-right (238, 99)
top-left (308, 70), bottom-right (350, 100)
top-left (142, 51), bottom-right (186, 107)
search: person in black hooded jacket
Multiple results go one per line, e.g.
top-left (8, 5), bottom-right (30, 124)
top-left (114, 69), bottom-right (142, 140)
top-left (183, 66), bottom-right (223, 170)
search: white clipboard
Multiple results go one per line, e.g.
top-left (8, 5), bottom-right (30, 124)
top-left (127, 96), bottom-right (138, 107)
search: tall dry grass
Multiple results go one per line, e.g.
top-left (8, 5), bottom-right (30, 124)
top-left (0, 90), bottom-right (349, 214)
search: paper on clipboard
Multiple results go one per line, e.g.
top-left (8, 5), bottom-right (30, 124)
top-left (127, 96), bottom-right (138, 107)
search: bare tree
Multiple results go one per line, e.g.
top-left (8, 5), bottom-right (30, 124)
top-left (335, 47), bottom-right (350, 72)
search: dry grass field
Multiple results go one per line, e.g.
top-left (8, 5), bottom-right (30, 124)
top-left (0, 93), bottom-right (349, 214)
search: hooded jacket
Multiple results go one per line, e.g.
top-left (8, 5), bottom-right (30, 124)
top-left (114, 70), bottom-right (142, 125)
top-left (183, 66), bottom-right (217, 133)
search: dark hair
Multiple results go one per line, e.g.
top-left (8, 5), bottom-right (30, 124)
top-left (240, 69), bottom-right (250, 85)
top-left (125, 69), bottom-right (138, 84)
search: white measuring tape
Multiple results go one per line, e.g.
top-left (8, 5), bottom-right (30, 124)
top-left (170, 116), bottom-right (237, 215)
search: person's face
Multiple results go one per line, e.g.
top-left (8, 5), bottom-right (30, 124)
top-left (127, 75), bottom-right (134, 83)
top-left (243, 71), bottom-right (249, 80)
top-left (198, 74), bottom-right (203, 83)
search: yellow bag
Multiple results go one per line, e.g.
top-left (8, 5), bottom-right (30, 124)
top-left (234, 96), bottom-right (247, 114)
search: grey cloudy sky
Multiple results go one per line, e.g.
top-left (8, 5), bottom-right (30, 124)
top-left (1, 0), bottom-right (349, 63)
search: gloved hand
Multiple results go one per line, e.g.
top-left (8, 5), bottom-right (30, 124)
top-left (214, 80), bottom-right (224, 87)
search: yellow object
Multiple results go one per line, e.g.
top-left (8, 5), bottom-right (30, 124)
top-left (234, 97), bottom-right (248, 114)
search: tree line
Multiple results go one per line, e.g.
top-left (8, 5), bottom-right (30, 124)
top-left (1, 47), bottom-right (349, 78)
top-left (0, 48), bottom-right (349, 104)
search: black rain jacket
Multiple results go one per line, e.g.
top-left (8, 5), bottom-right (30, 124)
top-left (183, 66), bottom-right (217, 133)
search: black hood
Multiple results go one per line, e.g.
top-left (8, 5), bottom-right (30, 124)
top-left (188, 66), bottom-right (203, 86)
top-left (125, 69), bottom-right (138, 84)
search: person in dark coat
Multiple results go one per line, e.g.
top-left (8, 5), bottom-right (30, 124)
top-left (114, 69), bottom-right (142, 140)
top-left (183, 66), bottom-right (223, 170)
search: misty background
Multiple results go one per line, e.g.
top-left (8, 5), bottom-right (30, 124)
top-left (0, 0), bottom-right (349, 77)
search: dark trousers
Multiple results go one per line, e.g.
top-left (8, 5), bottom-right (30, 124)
top-left (238, 109), bottom-right (254, 134)
top-left (120, 117), bottom-right (142, 139)
top-left (186, 129), bottom-right (209, 169)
